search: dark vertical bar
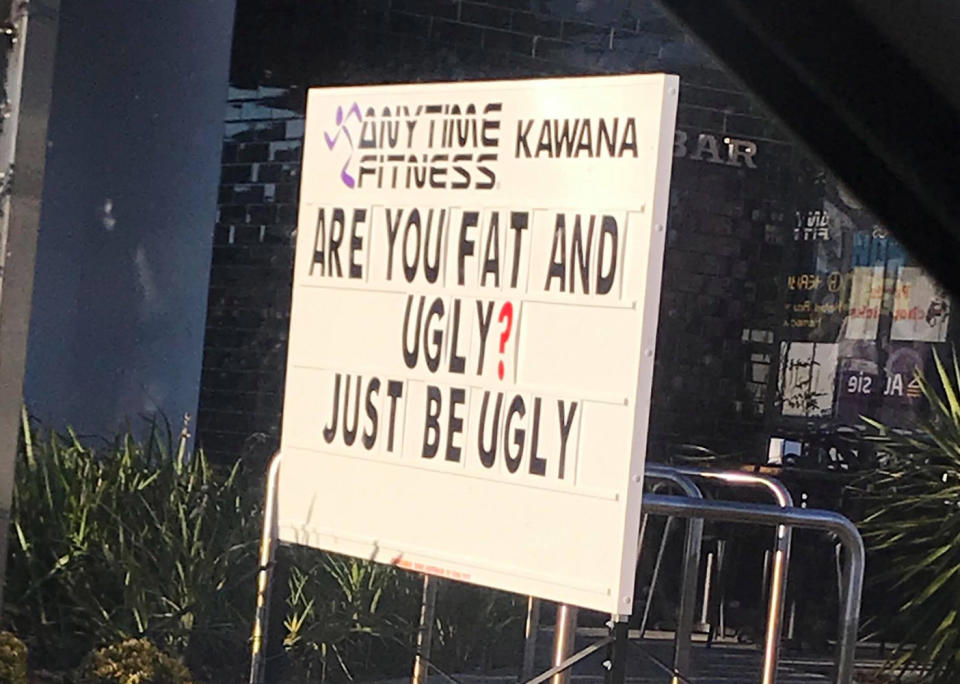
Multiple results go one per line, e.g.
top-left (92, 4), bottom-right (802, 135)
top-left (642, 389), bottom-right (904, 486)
top-left (0, 0), bottom-right (61, 613)
top-left (604, 621), bottom-right (628, 684)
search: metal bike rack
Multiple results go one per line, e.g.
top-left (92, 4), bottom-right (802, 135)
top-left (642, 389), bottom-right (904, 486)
top-left (546, 464), bottom-right (793, 684)
top-left (653, 464), bottom-right (794, 684)
top-left (636, 468), bottom-right (704, 682)
top-left (536, 469), bottom-right (704, 684)
top-left (641, 494), bottom-right (864, 684)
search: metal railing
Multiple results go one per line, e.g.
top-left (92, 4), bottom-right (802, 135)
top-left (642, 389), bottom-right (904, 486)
top-left (249, 453), bottom-right (863, 684)
top-left (641, 494), bottom-right (864, 684)
top-left (652, 464), bottom-right (793, 684)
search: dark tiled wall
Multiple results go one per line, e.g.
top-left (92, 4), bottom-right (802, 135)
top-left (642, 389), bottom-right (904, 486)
top-left (198, 88), bottom-right (303, 462)
top-left (199, 0), bottom-right (803, 463)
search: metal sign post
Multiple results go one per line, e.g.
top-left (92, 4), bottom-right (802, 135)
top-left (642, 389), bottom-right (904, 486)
top-left (250, 452), bottom-right (282, 684)
top-left (411, 575), bottom-right (438, 684)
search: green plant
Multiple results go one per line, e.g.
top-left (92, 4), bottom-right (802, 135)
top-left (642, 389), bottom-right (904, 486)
top-left (430, 583), bottom-right (524, 673)
top-left (857, 351), bottom-right (960, 681)
top-left (281, 548), bottom-right (417, 683)
top-left (75, 639), bottom-right (190, 684)
top-left (0, 631), bottom-right (27, 684)
top-left (6, 411), bottom-right (261, 680)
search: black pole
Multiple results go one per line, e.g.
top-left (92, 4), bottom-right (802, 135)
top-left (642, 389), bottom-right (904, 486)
top-left (604, 621), bottom-right (628, 684)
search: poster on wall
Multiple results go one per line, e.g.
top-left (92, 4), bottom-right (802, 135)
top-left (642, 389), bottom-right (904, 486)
top-left (842, 265), bottom-right (884, 340)
top-left (274, 75), bottom-right (679, 615)
top-left (891, 266), bottom-right (951, 342)
top-left (836, 342), bottom-right (925, 423)
top-left (778, 341), bottom-right (838, 417)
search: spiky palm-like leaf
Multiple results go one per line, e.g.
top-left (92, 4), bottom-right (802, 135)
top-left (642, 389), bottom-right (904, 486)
top-left (857, 350), bottom-right (960, 682)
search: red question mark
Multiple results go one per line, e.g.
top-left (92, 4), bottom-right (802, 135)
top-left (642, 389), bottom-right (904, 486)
top-left (497, 302), bottom-right (514, 380)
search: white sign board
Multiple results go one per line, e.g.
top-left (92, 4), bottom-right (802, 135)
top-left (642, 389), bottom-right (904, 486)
top-left (277, 74), bottom-right (679, 615)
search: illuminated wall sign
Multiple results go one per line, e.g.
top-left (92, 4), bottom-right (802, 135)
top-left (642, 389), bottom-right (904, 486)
top-left (275, 75), bottom-right (679, 614)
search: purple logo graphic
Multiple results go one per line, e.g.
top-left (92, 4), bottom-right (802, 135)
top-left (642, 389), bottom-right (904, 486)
top-left (324, 103), bottom-right (363, 188)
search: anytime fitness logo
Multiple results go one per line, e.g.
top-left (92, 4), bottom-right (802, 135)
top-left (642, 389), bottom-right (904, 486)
top-left (324, 103), bottom-right (363, 189)
top-left (322, 100), bottom-right (502, 191)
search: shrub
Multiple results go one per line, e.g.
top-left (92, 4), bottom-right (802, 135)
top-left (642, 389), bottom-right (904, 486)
top-left (857, 351), bottom-right (960, 681)
top-left (281, 547), bottom-right (418, 683)
top-left (6, 411), bottom-right (260, 679)
top-left (76, 639), bottom-right (189, 684)
top-left (430, 583), bottom-right (524, 674)
top-left (0, 631), bottom-right (27, 684)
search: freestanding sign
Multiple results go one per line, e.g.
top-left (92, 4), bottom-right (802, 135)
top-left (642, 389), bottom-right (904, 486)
top-left (276, 74), bottom-right (679, 615)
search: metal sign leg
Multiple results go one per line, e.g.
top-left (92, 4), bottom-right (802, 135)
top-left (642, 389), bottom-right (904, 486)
top-left (412, 575), bottom-right (439, 684)
top-left (250, 452), bottom-right (283, 684)
top-left (603, 621), bottom-right (628, 684)
top-left (521, 597), bottom-right (541, 681)
top-left (551, 604), bottom-right (579, 684)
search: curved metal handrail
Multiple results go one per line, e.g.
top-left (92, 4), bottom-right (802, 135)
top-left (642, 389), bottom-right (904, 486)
top-left (652, 464), bottom-right (793, 684)
top-left (642, 494), bottom-right (864, 684)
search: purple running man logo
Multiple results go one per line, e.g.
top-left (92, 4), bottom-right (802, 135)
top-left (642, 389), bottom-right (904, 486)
top-left (324, 103), bottom-right (362, 188)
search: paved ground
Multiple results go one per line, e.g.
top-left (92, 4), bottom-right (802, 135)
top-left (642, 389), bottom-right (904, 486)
top-left (412, 632), bottom-right (890, 684)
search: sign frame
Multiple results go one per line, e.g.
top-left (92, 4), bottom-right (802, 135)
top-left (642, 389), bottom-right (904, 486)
top-left (259, 73), bottom-right (679, 651)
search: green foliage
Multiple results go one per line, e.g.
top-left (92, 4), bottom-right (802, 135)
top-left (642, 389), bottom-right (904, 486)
top-left (430, 583), bottom-right (524, 673)
top-left (857, 350), bottom-right (960, 681)
top-left (75, 639), bottom-right (190, 684)
top-left (8, 411), bottom-right (531, 683)
top-left (6, 412), bottom-right (260, 680)
top-left (281, 547), bottom-right (418, 683)
top-left (0, 631), bottom-right (27, 684)
top-left (279, 547), bottom-right (525, 682)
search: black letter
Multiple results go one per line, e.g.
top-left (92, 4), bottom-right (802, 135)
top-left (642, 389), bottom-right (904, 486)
top-left (403, 209), bottom-right (421, 283)
top-left (362, 378), bottom-right (381, 449)
top-left (422, 385), bottom-right (441, 459)
top-left (571, 215), bottom-right (594, 294)
top-left (475, 300), bottom-right (494, 375)
top-left (482, 103), bottom-right (502, 146)
top-left (384, 208), bottom-right (404, 280)
top-left (458, 211), bottom-right (479, 285)
top-left (402, 295), bottom-right (424, 369)
top-left (342, 375), bottom-right (361, 446)
top-left (545, 214), bottom-right (567, 292)
top-left (423, 298), bottom-right (445, 373)
top-left (323, 373), bottom-right (341, 443)
top-left (478, 391), bottom-right (503, 468)
top-left (423, 208), bottom-right (445, 283)
top-left (386, 381), bottom-right (404, 453)
top-left (509, 212), bottom-right (528, 288)
top-left (482, 212), bottom-right (501, 287)
top-left (504, 395), bottom-right (526, 473)
top-left (448, 299), bottom-right (466, 373)
top-left (557, 401), bottom-right (578, 480)
top-left (516, 120), bottom-right (532, 157)
top-left (596, 215), bottom-right (618, 295)
top-left (349, 208), bottom-right (366, 279)
top-left (446, 388), bottom-right (465, 462)
top-left (311, 207), bottom-right (326, 276)
top-left (528, 398), bottom-right (546, 476)
top-left (329, 208), bottom-right (345, 277)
